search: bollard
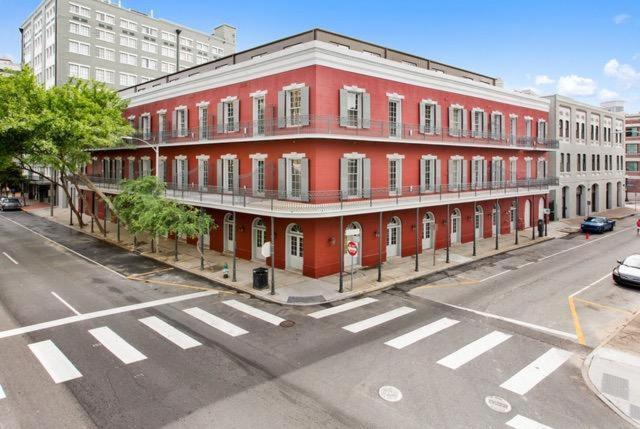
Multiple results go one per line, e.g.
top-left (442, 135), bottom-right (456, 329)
top-left (585, 232), bottom-right (590, 240)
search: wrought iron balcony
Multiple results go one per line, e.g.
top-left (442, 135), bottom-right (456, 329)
top-left (128, 115), bottom-right (559, 150)
top-left (84, 175), bottom-right (556, 218)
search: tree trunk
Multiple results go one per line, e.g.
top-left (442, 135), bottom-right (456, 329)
top-left (59, 174), bottom-right (85, 228)
top-left (74, 173), bottom-right (119, 220)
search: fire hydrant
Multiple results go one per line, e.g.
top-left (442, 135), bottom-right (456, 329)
top-left (222, 262), bottom-right (229, 279)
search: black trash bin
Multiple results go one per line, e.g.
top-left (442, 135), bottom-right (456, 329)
top-left (253, 267), bottom-right (268, 290)
top-left (537, 219), bottom-right (544, 237)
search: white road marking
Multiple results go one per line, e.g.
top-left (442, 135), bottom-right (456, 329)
top-left (500, 348), bottom-right (572, 395)
top-left (184, 307), bottom-right (248, 337)
top-left (28, 340), bottom-right (82, 383)
top-left (506, 414), bottom-right (553, 429)
top-left (538, 226), bottom-right (633, 262)
top-left (0, 215), bottom-right (126, 279)
top-left (478, 270), bottom-right (512, 283)
top-left (0, 291), bottom-right (217, 340)
top-left (51, 291), bottom-right (81, 316)
top-left (89, 327), bottom-right (146, 364)
top-left (0, 383), bottom-right (5, 400)
top-left (516, 261), bottom-right (535, 269)
top-left (569, 272), bottom-right (612, 298)
top-left (139, 316), bottom-right (201, 350)
top-left (429, 300), bottom-right (577, 341)
top-left (2, 252), bottom-right (18, 265)
top-left (222, 300), bottom-right (286, 326)
top-left (384, 318), bottom-right (459, 349)
top-left (342, 307), bottom-right (415, 333)
top-left (308, 297), bottom-right (378, 319)
top-left (437, 331), bottom-right (511, 369)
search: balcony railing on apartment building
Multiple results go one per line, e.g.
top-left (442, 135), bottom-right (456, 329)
top-left (85, 175), bottom-right (557, 216)
top-left (131, 115), bottom-right (559, 150)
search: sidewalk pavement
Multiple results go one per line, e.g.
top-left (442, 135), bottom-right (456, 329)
top-left (585, 310), bottom-right (640, 428)
top-left (25, 204), bottom-right (559, 306)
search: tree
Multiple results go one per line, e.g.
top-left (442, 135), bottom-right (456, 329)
top-left (0, 160), bottom-right (24, 196)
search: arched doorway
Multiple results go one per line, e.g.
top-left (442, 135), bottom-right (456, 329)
top-left (252, 218), bottom-right (266, 261)
top-left (223, 213), bottom-right (235, 253)
top-left (450, 208), bottom-right (461, 244)
top-left (606, 182), bottom-right (612, 210)
top-left (524, 200), bottom-right (531, 228)
top-left (344, 221), bottom-right (362, 267)
top-left (492, 203), bottom-right (500, 236)
top-left (617, 182), bottom-right (623, 207)
top-left (386, 217), bottom-right (401, 258)
top-left (475, 206), bottom-right (483, 239)
top-left (538, 198), bottom-right (545, 220)
top-left (286, 223), bottom-right (304, 271)
top-left (422, 212), bottom-right (435, 251)
top-left (591, 184), bottom-right (599, 212)
top-left (576, 185), bottom-right (585, 216)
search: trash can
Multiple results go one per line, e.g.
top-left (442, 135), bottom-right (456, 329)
top-left (537, 219), bottom-right (544, 238)
top-left (253, 267), bottom-right (268, 290)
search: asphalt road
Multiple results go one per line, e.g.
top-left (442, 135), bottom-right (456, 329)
top-left (0, 211), bottom-right (634, 428)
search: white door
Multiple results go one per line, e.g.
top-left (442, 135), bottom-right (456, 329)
top-left (224, 214), bottom-right (234, 253)
top-left (524, 200), bottom-right (531, 228)
top-left (286, 224), bottom-right (304, 271)
top-left (344, 223), bottom-right (362, 268)
top-left (492, 209), bottom-right (498, 236)
top-left (474, 210), bottom-right (483, 239)
top-left (450, 211), bottom-right (461, 244)
top-left (252, 219), bottom-right (266, 261)
top-left (386, 218), bottom-right (401, 258)
top-left (510, 208), bottom-right (516, 233)
top-left (422, 215), bottom-right (434, 250)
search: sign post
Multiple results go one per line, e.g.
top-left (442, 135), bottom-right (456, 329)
top-left (347, 240), bottom-right (358, 291)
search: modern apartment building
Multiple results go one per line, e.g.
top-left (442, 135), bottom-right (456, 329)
top-left (20, 0), bottom-right (236, 90)
top-left (545, 95), bottom-right (625, 220)
top-left (626, 113), bottom-right (640, 197)
top-left (82, 29), bottom-right (558, 279)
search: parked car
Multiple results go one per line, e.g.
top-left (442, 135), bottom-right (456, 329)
top-left (0, 197), bottom-right (22, 211)
top-left (580, 216), bottom-right (615, 234)
top-left (613, 255), bottom-right (640, 287)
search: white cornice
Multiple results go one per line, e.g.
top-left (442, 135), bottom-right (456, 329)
top-left (124, 41), bottom-right (550, 111)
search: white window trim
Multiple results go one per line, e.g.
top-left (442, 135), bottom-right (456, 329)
top-left (127, 156), bottom-right (135, 161)
top-left (249, 153), bottom-right (268, 160)
top-left (421, 154), bottom-right (437, 160)
top-left (250, 90), bottom-right (268, 98)
top-left (140, 156), bottom-right (150, 161)
top-left (492, 156), bottom-right (504, 161)
top-left (386, 153), bottom-right (405, 160)
top-left (159, 155), bottom-right (167, 161)
top-left (422, 98), bottom-right (437, 105)
top-left (451, 103), bottom-right (464, 109)
top-left (157, 109), bottom-right (167, 114)
top-left (472, 155), bottom-right (485, 161)
top-left (174, 105), bottom-right (187, 111)
top-left (283, 152), bottom-right (306, 160)
top-left (175, 155), bottom-right (187, 161)
top-left (196, 101), bottom-right (210, 108)
top-left (342, 84), bottom-right (365, 93)
top-left (221, 154), bottom-right (237, 160)
top-left (343, 152), bottom-right (366, 159)
top-left (220, 96), bottom-right (237, 103)
top-left (450, 155), bottom-right (464, 160)
top-left (283, 82), bottom-right (306, 91)
top-left (524, 116), bottom-right (533, 121)
top-left (127, 114), bottom-right (135, 120)
top-left (491, 110), bottom-right (503, 116)
top-left (386, 92), bottom-right (405, 100)
top-left (509, 113), bottom-right (518, 118)
top-left (196, 154), bottom-right (210, 161)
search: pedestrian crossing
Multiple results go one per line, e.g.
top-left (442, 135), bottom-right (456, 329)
top-left (500, 348), bottom-right (573, 396)
top-left (437, 331), bottom-right (512, 370)
top-left (384, 317), bottom-right (459, 349)
top-left (89, 327), bottom-right (147, 364)
top-left (342, 306), bottom-right (415, 333)
top-left (139, 316), bottom-right (201, 350)
top-left (28, 340), bottom-right (83, 383)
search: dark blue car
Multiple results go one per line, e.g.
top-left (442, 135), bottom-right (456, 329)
top-left (580, 216), bottom-right (615, 234)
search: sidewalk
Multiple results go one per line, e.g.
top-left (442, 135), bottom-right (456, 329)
top-left (585, 310), bottom-right (640, 428)
top-left (26, 204), bottom-right (556, 306)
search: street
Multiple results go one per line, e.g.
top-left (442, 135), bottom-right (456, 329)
top-left (0, 211), bottom-right (637, 428)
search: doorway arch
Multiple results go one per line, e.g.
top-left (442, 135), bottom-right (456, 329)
top-left (451, 208), bottom-right (461, 244)
top-left (591, 184), bottom-right (599, 213)
top-left (344, 221), bottom-right (362, 267)
top-left (606, 182), bottom-right (612, 210)
top-left (576, 185), bottom-right (586, 216)
top-left (475, 206), bottom-right (483, 239)
top-left (422, 212), bottom-right (435, 251)
top-left (223, 213), bottom-right (235, 253)
top-left (285, 223), bottom-right (304, 271)
top-left (524, 200), bottom-right (531, 228)
top-left (386, 217), bottom-right (401, 258)
top-left (538, 198), bottom-right (545, 221)
top-left (252, 218), bottom-right (266, 261)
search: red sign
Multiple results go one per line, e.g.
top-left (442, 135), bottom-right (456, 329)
top-left (347, 241), bottom-right (358, 256)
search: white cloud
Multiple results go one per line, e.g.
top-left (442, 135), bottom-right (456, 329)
top-left (633, 53), bottom-right (640, 61)
top-left (557, 75), bottom-right (597, 96)
top-left (534, 75), bottom-right (555, 85)
top-left (613, 14), bottom-right (631, 24)
top-left (604, 58), bottom-right (640, 82)
top-left (599, 88), bottom-right (619, 100)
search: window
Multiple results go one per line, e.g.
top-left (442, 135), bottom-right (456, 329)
top-left (525, 118), bottom-right (532, 138)
top-left (254, 159), bottom-right (265, 195)
top-left (96, 45), bottom-right (115, 61)
top-left (196, 54), bottom-right (208, 64)
top-left (525, 158), bottom-right (532, 179)
top-left (347, 159), bottom-right (359, 196)
top-left (69, 63), bottom-right (89, 80)
top-left (287, 88), bottom-right (302, 126)
top-left (566, 154), bottom-right (571, 172)
top-left (198, 158), bottom-right (209, 189)
top-left (473, 110), bottom-right (484, 137)
top-left (140, 57), bottom-right (157, 70)
top-left (141, 25), bottom-right (158, 38)
top-left (597, 154), bottom-right (601, 171)
top-left (175, 108), bottom-right (187, 137)
top-left (120, 36), bottom-right (137, 49)
top-left (560, 153), bottom-right (565, 173)
top-left (422, 157), bottom-right (437, 192)
top-left (491, 158), bottom-right (504, 184)
top-left (97, 29), bottom-right (115, 43)
top-left (537, 120), bottom-right (547, 142)
top-left (221, 100), bottom-right (236, 132)
top-left (255, 96), bottom-right (265, 135)
top-left (69, 39), bottom-right (90, 56)
top-left (158, 113), bottom-right (167, 142)
top-left (120, 18), bottom-right (137, 32)
top-left (491, 113), bottom-right (504, 139)
top-left (69, 22), bottom-right (90, 37)
top-left (451, 107), bottom-right (464, 135)
top-left (226, 158), bottom-right (234, 191)
top-left (161, 61), bottom-right (176, 73)
top-left (161, 31), bottom-right (177, 43)
top-left (627, 144), bottom-right (638, 154)
top-left (627, 161), bottom-right (639, 172)
top-left (347, 92), bottom-right (360, 127)
top-left (471, 158), bottom-right (484, 187)
top-left (388, 99), bottom-right (401, 137)
top-left (94, 68), bottom-right (114, 84)
top-left (180, 37), bottom-right (194, 48)
top-left (119, 72), bottom-right (137, 87)
top-left (158, 157), bottom-right (167, 182)
top-left (389, 159), bottom-right (398, 193)
top-left (577, 153), bottom-right (581, 172)
top-left (510, 117), bottom-right (517, 141)
top-left (198, 105), bottom-right (208, 140)
top-left (449, 158), bottom-right (463, 187)
top-left (69, 2), bottom-right (90, 18)
top-left (582, 154), bottom-right (587, 171)
top-left (510, 158), bottom-right (517, 183)
top-left (421, 102), bottom-right (437, 134)
top-left (141, 41), bottom-right (157, 54)
top-left (120, 51), bottom-right (137, 66)
top-left (289, 159), bottom-right (302, 198)
top-left (141, 115), bottom-right (151, 139)
top-left (161, 46), bottom-right (177, 58)
top-left (581, 123), bottom-right (586, 140)
top-left (96, 11), bottom-right (115, 25)
top-left (180, 51), bottom-right (193, 62)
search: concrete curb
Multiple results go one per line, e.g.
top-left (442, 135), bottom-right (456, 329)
top-left (581, 308), bottom-right (640, 429)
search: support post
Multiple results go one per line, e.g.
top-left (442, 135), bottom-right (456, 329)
top-left (50, 181), bottom-right (54, 217)
top-left (91, 192), bottom-right (95, 233)
top-left (174, 234), bottom-right (178, 261)
top-left (531, 197), bottom-right (535, 239)
top-left (232, 211), bottom-right (237, 282)
top-left (69, 204), bottom-right (73, 226)
top-left (200, 211), bottom-right (205, 270)
top-left (377, 212), bottom-right (382, 282)
top-left (415, 207), bottom-right (419, 272)
top-left (270, 216), bottom-right (275, 295)
top-left (472, 200), bottom-right (477, 256)
top-left (514, 197), bottom-right (519, 245)
top-left (117, 218), bottom-right (121, 242)
top-left (446, 204), bottom-right (450, 263)
top-left (339, 215), bottom-right (344, 293)
top-left (103, 203), bottom-right (108, 237)
top-left (495, 199), bottom-right (499, 250)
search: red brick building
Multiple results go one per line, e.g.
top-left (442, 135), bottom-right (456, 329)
top-left (86, 29), bottom-right (558, 279)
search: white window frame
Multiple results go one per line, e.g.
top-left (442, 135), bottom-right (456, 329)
top-left (94, 67), bottom-right (114, 84)
top-left (69, 39), bottom-right (90, 56)
top-left (387, 153), bottom-right (405, 196)
top-left (196, 155), bottom-right (210, 190)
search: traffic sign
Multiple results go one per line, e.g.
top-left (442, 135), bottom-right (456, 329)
top-left (347, 241), bottom-right (358, 256)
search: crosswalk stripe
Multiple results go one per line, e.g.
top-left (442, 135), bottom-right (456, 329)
top-left (139, 316), bottom-right (201, 350)
top-left (384, 318), bottom-right (459, 349)
top-left (28, 340), bottom-right (82, 383)
top-left (437, 331), bottom-right (511, 369)
top-left (222, 300), bottom-right (286, 326)
top-left (0, 383), bottom-right (5, 400)
top-left (342, 307), bottom-right (415, 333)
top-left (506, 414), bottom-right (553, 429)
top-left (308, 297), bottom-right (378, 319)
top-left (184, 307), bottom-right (248, 337)
top-left (89, 327), bottom-right (147, 364)
top-left (500, 347), bottom-right (572, 395)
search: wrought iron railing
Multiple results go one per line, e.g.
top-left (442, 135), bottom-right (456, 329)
top-left (85, 175), bottom-right (557, 215)
top-left (128, 114), bottom-right (559, 149)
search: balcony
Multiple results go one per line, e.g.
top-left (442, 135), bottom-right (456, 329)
top-left (84, 175), bottom-right (557, 218)
top-left (127, 115), bottom-right (559, 151)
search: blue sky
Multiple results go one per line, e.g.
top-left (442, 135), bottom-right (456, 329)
top-left (2, 0), bottom-right (639, 111)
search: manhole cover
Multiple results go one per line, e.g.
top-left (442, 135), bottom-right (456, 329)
top-left (378, 385), bottom-right (402, 402)
top-left (484, 396), bottom-right (511, 414)
top-left (279, 320), bottom-right (295, 328)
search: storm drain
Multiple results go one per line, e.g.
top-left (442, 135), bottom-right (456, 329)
top-left (601, 373), bottom-right (629, 400)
